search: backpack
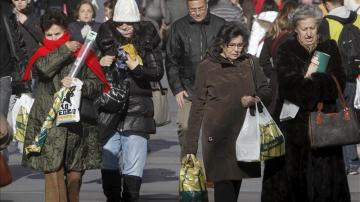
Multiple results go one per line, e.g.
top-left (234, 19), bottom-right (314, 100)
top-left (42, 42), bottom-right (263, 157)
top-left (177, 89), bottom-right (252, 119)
top-left (326, 12), bottom-right (360, 82)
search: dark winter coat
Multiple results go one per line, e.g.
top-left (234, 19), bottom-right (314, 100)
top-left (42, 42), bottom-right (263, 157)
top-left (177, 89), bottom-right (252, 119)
top-left (183, 51), bottom-right (272, 182)
top-left (96, 20), bottom-right (164, 137)
top-left (18, 7), bottom-right (43, 56)
top-left (166, 13), bottom-right (225, 99)
top-left (0, 2), bottom-right (29, 94)
top-left (22, 45), bottom-right (103, 172)
top-left (261, 38), bottom-right (351, 202)
top-left (68, 21), bottom-right (101, 43)
top-left (259, 32), bottom-right (294, 121)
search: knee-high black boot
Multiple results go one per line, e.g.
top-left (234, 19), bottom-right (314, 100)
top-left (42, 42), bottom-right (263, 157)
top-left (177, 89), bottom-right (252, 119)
top-left (101, 169), bottom-right (122, 202)
top-left (122, 175), bottom-right (142, 202)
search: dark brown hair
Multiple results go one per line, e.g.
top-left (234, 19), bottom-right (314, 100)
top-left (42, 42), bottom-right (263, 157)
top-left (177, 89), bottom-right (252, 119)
top-left (209, 22), bottom-right (250, 55)
top-left (104, 0), bottom-right (116, 9)
top-left (74, 0), bottom-right (96, 20)
top-left (41, 9), bottom-right (68, 32)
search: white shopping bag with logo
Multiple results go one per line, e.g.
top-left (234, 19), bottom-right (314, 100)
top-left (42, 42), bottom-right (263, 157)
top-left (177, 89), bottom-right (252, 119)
top-left (56, 79), bottom-right (83, 126)
top-left (7, 93), bottom-right (34, 143)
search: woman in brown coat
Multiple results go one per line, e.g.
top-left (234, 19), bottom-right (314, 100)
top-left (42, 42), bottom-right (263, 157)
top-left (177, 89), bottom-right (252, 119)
top-left (183, 22), bottom-right (272, 202)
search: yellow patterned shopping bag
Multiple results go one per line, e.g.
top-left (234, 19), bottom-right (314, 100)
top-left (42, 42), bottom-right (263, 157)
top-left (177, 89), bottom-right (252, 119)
top-left (179, 154), bottom-right (208, 202)
top-left (257, 101), bottom-right (285, 161)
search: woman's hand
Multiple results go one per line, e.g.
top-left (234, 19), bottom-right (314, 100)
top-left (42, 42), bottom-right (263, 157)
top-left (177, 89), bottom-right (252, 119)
top-left (100, 55), bottom-right (115, 67)
top-left (241, 96), bottom-right (259, 108)
top-left (305, 55), bottom-right (319, 78)
top-left (15, 11), bottom-right (28, 24)
top-left (61, 76), bottom-right (74, 88)
top-left (65, 41), bottom-right (81, 52)
top-left (125, 55), bottom-right (140, 70)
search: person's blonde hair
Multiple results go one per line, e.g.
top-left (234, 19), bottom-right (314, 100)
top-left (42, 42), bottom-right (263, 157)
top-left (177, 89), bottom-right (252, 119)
top-left (268, 1), bottom-right (298, 39)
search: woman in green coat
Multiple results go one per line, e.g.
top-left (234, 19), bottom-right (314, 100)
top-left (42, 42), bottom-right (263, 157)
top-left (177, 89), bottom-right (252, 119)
top-left (21, 10), bottom-right (108, 202)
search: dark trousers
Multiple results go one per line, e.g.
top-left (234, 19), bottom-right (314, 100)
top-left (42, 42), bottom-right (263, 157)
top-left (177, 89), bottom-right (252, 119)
top-left (214, 180), bottom-right (242, 202)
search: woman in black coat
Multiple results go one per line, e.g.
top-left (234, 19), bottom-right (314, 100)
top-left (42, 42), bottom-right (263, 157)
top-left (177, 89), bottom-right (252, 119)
top-left (96, 0), bottom-right (164, 201)
top-left (261, 5), bottom-right (350, 202)
top-left (68, 0), bottom-right (100, 43)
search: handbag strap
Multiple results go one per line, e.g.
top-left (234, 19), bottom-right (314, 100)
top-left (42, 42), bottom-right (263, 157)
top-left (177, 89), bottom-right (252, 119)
top-left (317, 75), bottom-right (347, 112)
top-left (248, 54), bottom-right (257, 91)
top-left (158, 81), bottom-right (166, 95)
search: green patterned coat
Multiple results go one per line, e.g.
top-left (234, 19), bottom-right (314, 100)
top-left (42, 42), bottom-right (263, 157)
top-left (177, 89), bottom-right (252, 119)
top-left (22, 45), bottom-right (103, 172)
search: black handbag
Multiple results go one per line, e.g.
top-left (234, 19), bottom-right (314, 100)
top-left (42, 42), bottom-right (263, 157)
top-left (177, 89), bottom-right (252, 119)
top-left (95, 78), bottom-right (129, 114)
top-left (309, 75), bottom-right (360, 148)
top-left (80, 98), bottom-right (99, 124)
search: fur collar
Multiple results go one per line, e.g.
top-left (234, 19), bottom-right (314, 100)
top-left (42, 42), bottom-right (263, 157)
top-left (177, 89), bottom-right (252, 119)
top-left (281, 37), bottom-right (334, 65)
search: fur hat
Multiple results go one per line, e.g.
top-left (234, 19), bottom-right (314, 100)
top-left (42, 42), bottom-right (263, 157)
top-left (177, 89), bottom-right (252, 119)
top-left (113, 0), bottom-right (140, 22)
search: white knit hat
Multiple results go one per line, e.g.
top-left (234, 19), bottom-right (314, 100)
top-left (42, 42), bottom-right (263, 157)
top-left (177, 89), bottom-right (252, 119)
top-left (113, 0), bottom-right (141, 22)
top-left (256, 11), bottom-right (278, 23)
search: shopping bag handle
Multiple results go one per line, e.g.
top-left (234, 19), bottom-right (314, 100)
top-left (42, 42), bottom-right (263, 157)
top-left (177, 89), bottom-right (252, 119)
top-left (181, 154), bottom-right (197, 168)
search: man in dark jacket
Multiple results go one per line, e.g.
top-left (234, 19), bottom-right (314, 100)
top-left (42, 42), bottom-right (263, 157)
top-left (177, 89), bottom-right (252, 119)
top-left (319, 0), bottom-right (360, 175)
top-left (0, 1), bottom-right (27, 116)
top-left (96, 0), bottom-right (164, 201)
top-left (166, 0), bottom-right (225, 153)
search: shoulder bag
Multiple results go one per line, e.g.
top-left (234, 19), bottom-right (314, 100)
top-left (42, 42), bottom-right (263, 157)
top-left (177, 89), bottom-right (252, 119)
top-left (152, 81), bottom-right (171, 127)
top-left (309, 75), bottom-right (360, 148)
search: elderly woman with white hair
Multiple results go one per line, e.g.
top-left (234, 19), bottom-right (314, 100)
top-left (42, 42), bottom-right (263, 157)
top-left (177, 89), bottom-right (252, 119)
top-left (261, 4), bottom-right (351, 202)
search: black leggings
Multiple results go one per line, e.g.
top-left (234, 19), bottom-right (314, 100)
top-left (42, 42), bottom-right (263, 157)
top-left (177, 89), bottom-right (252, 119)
top-left (214, 180), bottom-right (242, 202)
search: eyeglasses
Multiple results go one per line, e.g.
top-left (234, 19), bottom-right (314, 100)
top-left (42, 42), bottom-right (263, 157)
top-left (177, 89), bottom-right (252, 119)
top-left (227, 43), bottom-right (245, 50)
top-left (189, 6), bottom-right (207, 14)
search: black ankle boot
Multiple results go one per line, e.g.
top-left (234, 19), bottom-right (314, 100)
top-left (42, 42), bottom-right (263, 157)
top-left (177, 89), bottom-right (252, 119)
top-left (101, 169), bottom-right (122, 202)
top-left (122, 175), bottom-right (142, 202)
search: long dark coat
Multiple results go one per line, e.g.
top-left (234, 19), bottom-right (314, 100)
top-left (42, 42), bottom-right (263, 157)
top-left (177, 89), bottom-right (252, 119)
top-left (183, 52), bottom-right (272, 182)
top-left (22, 45), bottom-right (103, 172)
top-left (261, 38), bottom-right (351, 202)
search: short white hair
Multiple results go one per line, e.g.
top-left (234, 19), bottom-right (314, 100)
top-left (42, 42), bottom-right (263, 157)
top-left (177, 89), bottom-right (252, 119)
top-left (289, 4), bottom-right (323, 28)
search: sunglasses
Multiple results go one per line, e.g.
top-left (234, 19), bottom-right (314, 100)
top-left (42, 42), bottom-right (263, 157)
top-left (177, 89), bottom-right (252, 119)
top-left (113, 21), bottom-right (136, 27)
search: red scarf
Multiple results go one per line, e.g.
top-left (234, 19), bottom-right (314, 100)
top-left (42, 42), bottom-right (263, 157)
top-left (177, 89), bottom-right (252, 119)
top-left (22, 32), bottom-right (110, 93)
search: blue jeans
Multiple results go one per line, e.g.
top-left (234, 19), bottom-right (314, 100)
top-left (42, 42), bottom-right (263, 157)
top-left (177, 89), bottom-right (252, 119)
top-left (341, 83), bottom-right (360, 171)
top-left (102, 131), bottom-right (148, 177)
top-left (0, 76), bottom-right (12, 116)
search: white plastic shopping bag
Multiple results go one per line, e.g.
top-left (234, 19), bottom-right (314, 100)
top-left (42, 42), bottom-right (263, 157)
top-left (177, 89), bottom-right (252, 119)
top-left (236, 107), bottom-right (261, 162)
top-left (354, 76), bottom-right (360, 109)
top-left (7, 93), bottom-right (34, 143)
top-left (56, 78), bottom-right (83, 126)
top-left (236, 101), bottom-right (285, 162)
